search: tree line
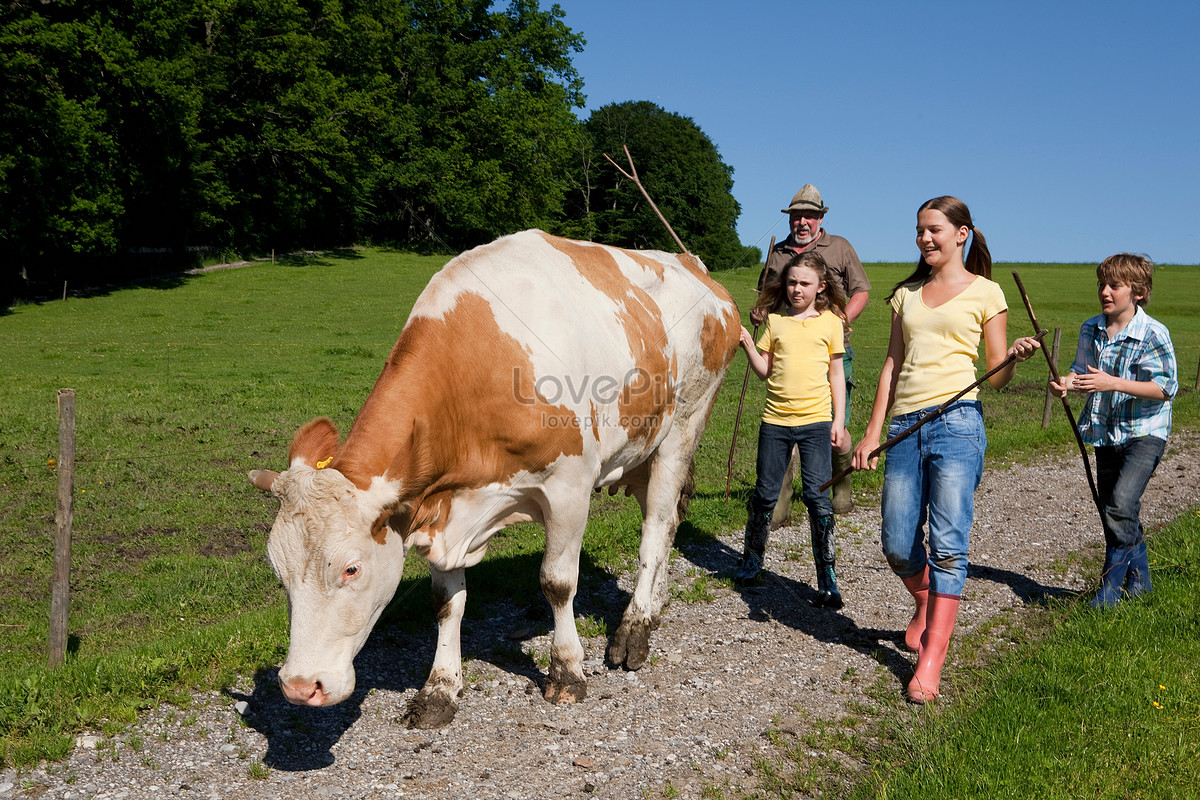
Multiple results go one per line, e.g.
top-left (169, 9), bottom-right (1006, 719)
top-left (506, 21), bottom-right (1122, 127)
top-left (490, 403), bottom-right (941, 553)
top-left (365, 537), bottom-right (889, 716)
top-left (0, 0), bottom-right (757, 304)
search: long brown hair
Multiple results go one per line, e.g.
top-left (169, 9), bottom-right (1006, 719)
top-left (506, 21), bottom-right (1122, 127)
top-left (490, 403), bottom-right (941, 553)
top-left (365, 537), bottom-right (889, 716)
top-left (887, 195), bottom-right (992, 301)
top-left (753, 250), bottom-right (848, 323)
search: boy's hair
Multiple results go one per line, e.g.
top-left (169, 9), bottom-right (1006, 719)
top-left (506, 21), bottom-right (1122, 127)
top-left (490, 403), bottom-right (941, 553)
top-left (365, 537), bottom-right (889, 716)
top-left (1097, 253), bottom-right (1153, 307)
top-left (887, 195), bottom-right (992, 301)
top-left (753, 250), bottom-right (848, 322)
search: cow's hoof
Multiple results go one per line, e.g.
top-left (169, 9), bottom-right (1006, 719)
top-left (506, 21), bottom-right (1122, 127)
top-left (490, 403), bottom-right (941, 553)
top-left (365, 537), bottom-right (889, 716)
top-left (544, 678), bottom-right (587, 705)
top-left (401, 691), bottom-right (458, 729)
top-left (608, 619), bottom-right (652, 670)
top-left (545, 659), bottom-right (587, 704)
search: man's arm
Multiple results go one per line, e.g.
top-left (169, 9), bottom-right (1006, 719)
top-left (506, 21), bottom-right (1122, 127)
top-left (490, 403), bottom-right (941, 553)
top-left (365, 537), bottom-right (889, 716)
top-left (845, 290), bottom-right (869, 324)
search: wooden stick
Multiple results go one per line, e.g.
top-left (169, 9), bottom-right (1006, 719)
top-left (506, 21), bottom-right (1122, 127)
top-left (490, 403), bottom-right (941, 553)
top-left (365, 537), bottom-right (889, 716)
top-left (1041, 327), bottom-right (1062, 428)
top-left (818, 331), bottom-right (1047, 492)
top-left (603, 145), bottom-right (691, 255)
top-left (1011, 271), bottom-right (1101, 511)
top-left (724, 239), bottom-right (775, 500)
top-left (49, 388), bottom-right (75, 668)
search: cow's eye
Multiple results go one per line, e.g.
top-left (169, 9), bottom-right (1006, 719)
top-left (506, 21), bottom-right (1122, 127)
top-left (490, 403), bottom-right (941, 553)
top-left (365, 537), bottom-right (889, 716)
top-left (342, 563), bottom-right (361, 584)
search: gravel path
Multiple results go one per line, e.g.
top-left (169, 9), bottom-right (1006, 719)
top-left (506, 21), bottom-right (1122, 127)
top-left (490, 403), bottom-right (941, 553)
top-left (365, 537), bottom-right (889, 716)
top-left (7, 431), bottom-right (1198, 800)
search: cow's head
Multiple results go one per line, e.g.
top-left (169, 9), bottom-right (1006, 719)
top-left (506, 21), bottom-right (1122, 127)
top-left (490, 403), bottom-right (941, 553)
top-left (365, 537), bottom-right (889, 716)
top-left (249, 418), bottom-right (405, 707)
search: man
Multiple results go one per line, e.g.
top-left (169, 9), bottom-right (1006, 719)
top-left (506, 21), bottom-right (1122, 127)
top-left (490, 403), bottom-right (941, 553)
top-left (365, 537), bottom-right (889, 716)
top-left (754, 184), bottom-right (869, 522)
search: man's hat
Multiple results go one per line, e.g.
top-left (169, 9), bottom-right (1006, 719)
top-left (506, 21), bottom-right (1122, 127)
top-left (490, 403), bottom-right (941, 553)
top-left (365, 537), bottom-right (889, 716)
top-left (781, 184), bottom-right (828, 215)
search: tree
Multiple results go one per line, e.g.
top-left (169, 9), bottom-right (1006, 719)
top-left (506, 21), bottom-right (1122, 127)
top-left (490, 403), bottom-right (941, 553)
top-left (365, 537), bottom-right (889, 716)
top-left (1, 2), bottom-right (143, 294)
top-left (355, 0), bottom-right (586, 249)
top-left (1, 0), bottom-right (588, 301)
top-left (570, 100), bottom-right (757, 270)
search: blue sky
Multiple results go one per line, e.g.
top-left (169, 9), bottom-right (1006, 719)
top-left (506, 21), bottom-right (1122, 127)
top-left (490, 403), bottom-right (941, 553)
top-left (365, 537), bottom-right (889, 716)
top-left (550, 1), bottom-right (1200, 265)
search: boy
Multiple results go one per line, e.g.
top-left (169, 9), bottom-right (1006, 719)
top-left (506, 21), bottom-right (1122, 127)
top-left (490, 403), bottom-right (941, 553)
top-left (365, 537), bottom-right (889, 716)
top-left (1051, 254), bottom-right (1178, 608)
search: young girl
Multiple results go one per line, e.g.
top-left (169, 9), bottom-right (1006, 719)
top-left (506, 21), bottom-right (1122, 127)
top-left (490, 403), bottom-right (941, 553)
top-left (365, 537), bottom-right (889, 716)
top-left (852, 196), bottom-right (1040, 702)
top-left (736, 250), bottom-right (850, 609)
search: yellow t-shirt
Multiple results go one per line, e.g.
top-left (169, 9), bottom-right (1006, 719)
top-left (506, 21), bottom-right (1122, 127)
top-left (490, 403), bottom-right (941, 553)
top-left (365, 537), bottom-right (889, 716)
top-left (756, 309), bottom-right (846, 426)
top-left (889, 277), bottom-right (1008, 416)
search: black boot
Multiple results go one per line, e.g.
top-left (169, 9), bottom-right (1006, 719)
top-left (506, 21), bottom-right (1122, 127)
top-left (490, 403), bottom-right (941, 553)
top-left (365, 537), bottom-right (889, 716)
top-left (810, 513), bottom-right (843, 609)
top-left (735, 498), bottom-right (772, 584)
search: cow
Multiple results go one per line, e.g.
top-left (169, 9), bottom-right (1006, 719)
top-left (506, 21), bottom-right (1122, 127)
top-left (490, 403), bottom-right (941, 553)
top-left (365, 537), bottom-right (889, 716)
top-left (249, 229), bottom-right (740, 729)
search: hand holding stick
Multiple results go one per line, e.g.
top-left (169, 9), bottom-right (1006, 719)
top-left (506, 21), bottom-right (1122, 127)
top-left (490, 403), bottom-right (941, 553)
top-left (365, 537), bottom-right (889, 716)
top-left (818, 330), bottom-right (1047, 492)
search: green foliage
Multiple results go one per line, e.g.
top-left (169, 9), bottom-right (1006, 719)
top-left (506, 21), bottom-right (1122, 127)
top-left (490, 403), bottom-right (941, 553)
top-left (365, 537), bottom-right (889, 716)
top-left (0, 0), bottom-right (589, 297)
top-left (569, 100), bottom-right (759, 271)
top-left (671, 572), bottom-right (718, 604)
top-left (0, 0), bottom-right (762, 299)
top-left (345, 0), bottom-right (588, 248)
top-left (574, 614), bottom-right (607, 639)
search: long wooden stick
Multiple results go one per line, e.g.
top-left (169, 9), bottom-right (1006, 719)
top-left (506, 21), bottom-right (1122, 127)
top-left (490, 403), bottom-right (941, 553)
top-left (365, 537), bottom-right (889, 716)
top-left (1011, 271), bottom-right (1101, 511)
top-left (724, 238), bottom-right (775, 500)
top-left (50, 388), bottom-right (75, 668)
top-left (818, 330), bottom-right (1047, 492)
top-left (603, 145), bottom-right (690, 255)
top-left (1040, 327), bottom-right (1062, 428)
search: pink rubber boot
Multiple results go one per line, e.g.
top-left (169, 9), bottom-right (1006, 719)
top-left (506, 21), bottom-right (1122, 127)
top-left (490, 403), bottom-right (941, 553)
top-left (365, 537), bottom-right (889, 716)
top-left (899, 567), bottom-right (930, 653)
top-left (907, 593), bottom-right (961, 704)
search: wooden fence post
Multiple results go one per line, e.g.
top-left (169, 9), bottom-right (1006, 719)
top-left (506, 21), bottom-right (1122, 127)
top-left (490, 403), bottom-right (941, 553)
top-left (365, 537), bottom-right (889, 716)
top-left (49, 388), bottom-right (75, 668)
top-left (1041, 328), bottom-right (1062, 429)
top-left (1194, 348), bottom-right (1199, 391)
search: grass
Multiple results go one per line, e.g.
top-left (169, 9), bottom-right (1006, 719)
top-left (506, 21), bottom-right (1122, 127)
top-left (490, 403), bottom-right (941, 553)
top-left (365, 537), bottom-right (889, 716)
top-left (840, 508), bottom-right (1200, 800)
top-left (1, 250), bottom-right (1198, 772)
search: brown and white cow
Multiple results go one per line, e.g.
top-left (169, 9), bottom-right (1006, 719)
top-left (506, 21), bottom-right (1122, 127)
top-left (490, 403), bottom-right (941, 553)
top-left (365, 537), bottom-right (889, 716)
top-left (249, 229), bottom-right (740, 728)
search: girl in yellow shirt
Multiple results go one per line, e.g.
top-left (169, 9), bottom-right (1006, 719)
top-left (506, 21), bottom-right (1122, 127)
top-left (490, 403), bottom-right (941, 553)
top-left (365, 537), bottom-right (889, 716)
top-left (735, 251), bottom-right (848, 608)
top-left (853, 196), bottom-right (1040, 703)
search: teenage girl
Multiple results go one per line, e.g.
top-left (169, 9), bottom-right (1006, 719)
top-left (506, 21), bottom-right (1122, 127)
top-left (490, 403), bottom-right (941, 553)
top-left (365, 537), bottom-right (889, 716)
top-left (736, 250), bottom-right (849, 609)
top-left (852, 196), bottom-right (1040, 702)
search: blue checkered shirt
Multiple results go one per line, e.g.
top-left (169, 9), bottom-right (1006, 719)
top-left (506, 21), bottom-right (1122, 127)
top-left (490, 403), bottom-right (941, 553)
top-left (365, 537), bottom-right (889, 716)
top-left (1070, 307), bottom-right (1177, 446)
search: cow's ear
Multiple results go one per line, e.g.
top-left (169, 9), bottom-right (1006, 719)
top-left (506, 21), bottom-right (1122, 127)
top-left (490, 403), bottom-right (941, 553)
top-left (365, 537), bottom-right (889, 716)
top-left (249, 469), bottom-right (279, 492)
top-left (289, 417), bottom-right (340, 468)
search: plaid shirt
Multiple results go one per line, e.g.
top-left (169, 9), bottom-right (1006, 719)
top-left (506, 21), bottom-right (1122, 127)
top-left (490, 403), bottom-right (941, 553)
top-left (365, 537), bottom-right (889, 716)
top-left (1070, 307), bottom-right (1177, 446)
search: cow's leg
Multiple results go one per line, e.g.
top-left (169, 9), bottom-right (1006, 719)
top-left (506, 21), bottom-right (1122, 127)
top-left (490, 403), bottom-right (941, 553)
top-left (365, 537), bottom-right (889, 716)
top-left (540, 498), bottom-right (589, 705)
top-left (609, 439), bottom-right (694, 671)
top-left (402, 566), bottom-right (466, 729)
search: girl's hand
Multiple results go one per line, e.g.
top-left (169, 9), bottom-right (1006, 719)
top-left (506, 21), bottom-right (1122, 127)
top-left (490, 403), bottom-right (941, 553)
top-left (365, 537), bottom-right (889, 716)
top-left (739, 326), bottom-right (755, 350)
top-left (1007, 336), bottom-right (1041, 362)
top-left (831, 425), bottom-right (849, 453)
top-left (852, 436), bottom-right (879, 471)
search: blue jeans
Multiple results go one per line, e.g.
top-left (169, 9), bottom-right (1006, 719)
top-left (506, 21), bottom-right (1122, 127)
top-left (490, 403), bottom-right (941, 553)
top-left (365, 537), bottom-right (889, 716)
top-left (880, 401), bottom-right (985, 598)
top-left (1095, 436), bottom-right (1165, 549)
top-left (753, 421), bottom-right (833, 517)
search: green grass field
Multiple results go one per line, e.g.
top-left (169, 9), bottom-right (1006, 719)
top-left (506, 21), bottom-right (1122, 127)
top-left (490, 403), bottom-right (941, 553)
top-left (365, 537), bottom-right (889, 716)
top-left (845, 508), bottom-right (1200, 800)
top-left (1, 250), bottom-right (1197, 784)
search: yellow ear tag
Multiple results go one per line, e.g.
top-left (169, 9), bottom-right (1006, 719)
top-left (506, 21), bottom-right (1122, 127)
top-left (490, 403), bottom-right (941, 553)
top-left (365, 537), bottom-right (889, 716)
top-left (316, 457), bottom-right (333, 469)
